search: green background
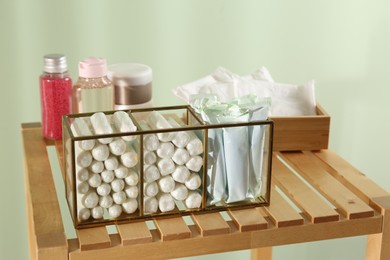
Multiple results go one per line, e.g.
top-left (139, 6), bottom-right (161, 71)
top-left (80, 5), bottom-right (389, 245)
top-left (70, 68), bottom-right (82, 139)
top-left (1, 0), bottom-right (389, 259)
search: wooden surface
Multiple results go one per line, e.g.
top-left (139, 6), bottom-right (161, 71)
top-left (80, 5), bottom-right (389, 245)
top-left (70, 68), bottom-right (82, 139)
top-left (22, 123), bottom-right (390, 259)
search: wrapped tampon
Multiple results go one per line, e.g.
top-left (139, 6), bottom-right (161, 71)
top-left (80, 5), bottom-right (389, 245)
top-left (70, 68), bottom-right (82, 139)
top-left (89, 160), bottom-right (104, 174)
top-left (91, 143), bottom-right (110, 161)
top-left (101, 170), bottom-right (115, 183)
top-left (185, 191), bottom-right (202, 209)
top-left (112, 191), bottom-right (127, 204)
top-left (170, 183), bottom-right (188, 201)
top-left (99, 195), bottom-right (113, 208)
top-left (144, 196), bottom-right (158, 214)
top-left (172, 148), bottom-right (190, 165)
top-left (124, 185), bottom-right (139, 199)
top-left (167, 117), bottom-right (190, 148)
top-left (104, 155), bottom-right (119, 171)
top-left (111, 178), bottom-right (125, 192)
top-left (124, 170), bottom-right (139, 186)
top-left (172, 165), bottom-right (191, 183)
top-left (96, 183), bottom-right (111, 196)
top-left (139, 120), bottom-right (160, 151)
top-left (112, 111), bottom-right (137, 142)
top-left (120, 146), bottom-right (138, 168)
top-left (158, 175), bottom-right (175, 193)
top-left (71, 118), bottom-right (95, 150)
top-left (157, 193), bottom-right (175, 212)
top-left (157, 158), bottom-right (175, 176)
top-left (90, 112), bottom-right (113, 144)
top-left (185, 156), bottom-right (203, 172)
top-left (146, 111), bottom-right (176, 142)
top-left (185, 173), bottom-right (201, 190)
top-left (77, 181), bottom-right (90, 194)
top-left (82, 191), bottom-right (99, 208)
top-left (78, 208), bottom-right (91, 221)
top-left (108, 204), bottom-right (122, 218)
top-left (109, 138), bottom-right (127, 156)
top-left (88, 173), bottom-right (102, 188)
top-left (144, 181), bottom-right (159, 197)
top-left (122, 198), bottom-right (138, 214)
top-left (77, 168), bottom-right (89, 182)
top-left (186, 131), bottom-right (204, 156)
top-left (114, 165), bottom-right (129, 179)
top-left (156, 142), bottom-right (175, 159)
top-left (144, 165), bottom-right (160, 183)
top-left (144, 151), bottom-right (157, 165)
top-left (91, 206), bottom-right (104, 219)
top-left (76, 150), bottom-right (93, 168)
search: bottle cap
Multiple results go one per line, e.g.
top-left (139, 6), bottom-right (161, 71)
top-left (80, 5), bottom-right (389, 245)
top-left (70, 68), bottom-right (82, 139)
top-left (43, 54), bottom-right (68, 73)
top-left (78, 57), bottom-right (108, 78)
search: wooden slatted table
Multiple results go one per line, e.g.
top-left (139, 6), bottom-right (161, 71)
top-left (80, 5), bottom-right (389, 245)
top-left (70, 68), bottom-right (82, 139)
top-left (22, 123), bottom-right (390, 260)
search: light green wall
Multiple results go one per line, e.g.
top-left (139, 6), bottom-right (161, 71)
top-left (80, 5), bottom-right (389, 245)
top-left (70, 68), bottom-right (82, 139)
top-left (1, 0), bottom-right (389, 259)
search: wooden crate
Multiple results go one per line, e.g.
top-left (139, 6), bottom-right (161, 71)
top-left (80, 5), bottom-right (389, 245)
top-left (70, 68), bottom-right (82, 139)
top-left (270, 104), bottom-right (330, 151)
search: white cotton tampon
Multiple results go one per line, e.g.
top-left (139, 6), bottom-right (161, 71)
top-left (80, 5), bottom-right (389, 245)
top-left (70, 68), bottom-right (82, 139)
top-left (124, 170), bottom-right (139, 186)
top-left (156, 142), bottom-right (175, 158)
top-left (114, 165), bottom-right (129, 179)
top-left (82, 191), bottom-right (99, 209)
top-left (88, 173), bottom-right (102, 188)
top-left (91, 206), bottom-right (104, 219)
top-left (139, 120), bottom-right (160, 151)
top-left (144, 196), bottom-right (158, 214)
top-left (157, 193), bottom-right (175, 212)
top-left (172, 165), bottom-right (191, 183)
top-left (172, 148), bottom-right (190, 165)
top-left (186, 132), bottom-right (204, 156)
top-left (144, 151), bottom-right (157, 165)
top-left (77, 181), bottom-right (90, 194)
top-left (185, 173), bottom-right (201, 190)
top-left (122, 198), bottom-right (138, 214)
top-left (185, 156), bottom-right (203, 172)
top-left (124, 185), bottom-right (139, 199)
top-left (109, 138), bottom-right (127, 156)
top-left (113, 191), bottom-right (127, 204)
top-left (77, 168), bottom-right (89, 182)
top-left (158, 175), bottom-right (175, 193)
top-left (91, 143), bottom-right (110, 161)
top-left (120, 146), bottom-right (138, 168)
top-left (167, 117), bottom-right (191, 148)
top-left (104, 155), bottom-right (119, 171)
top-left (89, 160), bottom-right (104, 173)
top-left (112, 111), bottom-right (137, 142)
top-left (146, 111), bottom-right (176, 142)
top-left (78, 208), bottom-right (91, 221)
top-left (111, 178), bottom-right (125, 192)
top-left (108, 204), bottom-right (122, 218)
top-left (101, 170), bottom-right (115, 183)
top-left (144, 181), bottom-right (159, 197)
top-left (144, 165), bottom-right (161, 183)
top-left (99, 195), bottom-right (113, 208)
top-left (170, 183), bottom-right (189, 201)
top-left (71, 118), bottom-right (95, 150)
top-left (157, 158), bottom-right (175, 176)
top-left (76, 150), bottom-right (93, 168)
top-left (185, 191), bottom-right (202, 209)
top-left (90, 112), bottom-right (114, 144)
top-left (96, 183), bottom-right (111, 196)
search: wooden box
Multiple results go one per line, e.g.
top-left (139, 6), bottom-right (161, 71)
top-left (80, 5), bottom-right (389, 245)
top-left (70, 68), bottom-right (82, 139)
top-left (270, 105), bottom-right (330, 151)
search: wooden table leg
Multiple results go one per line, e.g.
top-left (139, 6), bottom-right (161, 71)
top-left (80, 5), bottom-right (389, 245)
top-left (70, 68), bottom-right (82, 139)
top-left (366, 196), bottom-right (390, 260)
top-left (251, 247), bottom-right (272, 260)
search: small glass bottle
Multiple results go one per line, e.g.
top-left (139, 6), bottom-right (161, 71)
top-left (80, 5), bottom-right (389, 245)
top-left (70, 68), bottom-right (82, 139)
top-left (39, 54), bottom-right (72, 140)
top-left (72, 57), bottom-right (114, 113)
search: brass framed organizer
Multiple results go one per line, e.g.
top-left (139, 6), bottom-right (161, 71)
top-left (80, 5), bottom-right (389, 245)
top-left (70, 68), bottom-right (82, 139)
top-left (62, 105), bottom-right (274, 229)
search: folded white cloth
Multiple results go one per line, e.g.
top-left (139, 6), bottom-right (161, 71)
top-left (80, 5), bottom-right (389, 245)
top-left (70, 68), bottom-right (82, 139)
top-left (185, 191), bottom-right (202, 209)
top-left (172, 165), bottom-right (191, 183)
top-left (122, 198), bottom-right (138, 214)
top-left (172, 148), bottom-right (190, 165)
top-left (170, 183), bottom-right (188, 201)
top-left (158, 175), bottom-right (175, 193)
top-left (157, 158), bottom-right (176, 176)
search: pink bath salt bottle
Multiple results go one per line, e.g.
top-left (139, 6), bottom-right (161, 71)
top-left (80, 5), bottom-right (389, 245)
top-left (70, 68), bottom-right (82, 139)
top-left (39, 54), bottom-right (72, 140)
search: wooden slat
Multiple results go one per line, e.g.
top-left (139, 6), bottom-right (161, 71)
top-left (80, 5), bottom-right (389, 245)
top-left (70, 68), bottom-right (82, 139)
top-left (272, 155), bottom-right (340, 223)
top-left (313, 150), bottom-right (390, 205)
top-left (228, 208), bottom-right (268, 232)
top-left (116, 222), bottom-right (153, 245)
top-left (192, 212), bottom-right (230, 236)
top-left (281, 152), bottom-right (374, 219)
top-left (77, 227), bottom-right (111, 250)
top-left (54, 140), bottom-right (65, 181)
top-left (22, 125), bottom-right (68, 259)
top-left (263, 186), bottom-right (304, 227)
top-left (153, 216), bottom-right (191, 241)
top-left (251, 247), bottom-right (272, 260)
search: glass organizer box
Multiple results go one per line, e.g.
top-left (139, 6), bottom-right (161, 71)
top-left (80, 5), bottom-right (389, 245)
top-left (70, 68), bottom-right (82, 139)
top-left (62, 106), bottom-right (273, 229)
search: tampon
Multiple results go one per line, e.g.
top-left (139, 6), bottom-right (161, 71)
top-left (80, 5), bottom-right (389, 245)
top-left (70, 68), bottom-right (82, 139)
top-left (89, 160), bottom-right (104, 174)
top-left (171, 165), bottom-right (191, 183)
top-left (112, 111), bottom-right (137, 142)
top-left (124, 185), bottom-right (139, 199)
top-left (185, 191), bottom-right (202, 209)
top-left (108, 204), bottom-right (122, 218)
top-left (114, 165), bottom-right (129, 179)
top-left (166, 117), bottom-right (190, 148)
top-left (139, 120), bottom-right (160, 151)
top-left (77, 181), bottom-right (90, 194)
top-left (112, 191), bottom-right (127, 204)
top-left (90, 112), bottom-right (113, 144)
top-left (122, 198), bottom-right (138, 214)
top-left (77, 168), bottom-right (89, 182)
top-left (96, 183), bottom-right (111, 196)
top-left (146, 111), bottom-right (176, 142)
top-left (71, 118), bottom-right (95, 150)
top-left (144, 196), bottom-right (158, 214)
top-left (186, 131), bottom-right (204, 156)
top-left (99, 195), bottom-right (113, 209)
top-left (82, 191), bottom-right (99, 209)
top-left (76, 150), bottom-right (92, 168)
top-left (88, 173), bottom-right (102, 188)
top-left (157, 193), bottom-right (175, 212)
top-left (144, 151), bottom-right (157, 165)
top-left (172, 148), bottom-right (190, 165)
top-left (156, 142), bottom-right (175, 159)
top-left (101, 170), bottom-right (114, 183)
top-left (124, 170), bottom-right (139, 186)
top-left (91, 143), bottom-right (110, 161)
top-left (158, 175), bottom-right (175, 193)
top-left (144, 165), bottom-right (160, 183)
top-left (185, 156), bottom-right (203, 172)
top-left (104, 155), bottom-right (119, 171)
top-left (91, 206), bottom-right (104, 219)
top-left (78, 208), bottom-right (91, 221)
top-left (144, 181), bottom-right (159, 197)
top-left (111, 178), bottom-right (125, 192)
top-left (170, 183), bottom-right (188, 201)
top-left (109, 138), bottom-right (127, 156)
top-left (120, 146), bottom-right (138, 168)
top-left (185, 173), bottom-right (201, 190)
top-left (157, 158), bottom-right (175, 176)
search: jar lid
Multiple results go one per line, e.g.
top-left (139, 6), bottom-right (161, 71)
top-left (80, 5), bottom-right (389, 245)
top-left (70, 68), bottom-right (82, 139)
top-left (43, 54), bottom-right (68, 73)
top-left (107, 63), bottom-right (152, 86)
top-left (78, 57), bottom-right (107, 78)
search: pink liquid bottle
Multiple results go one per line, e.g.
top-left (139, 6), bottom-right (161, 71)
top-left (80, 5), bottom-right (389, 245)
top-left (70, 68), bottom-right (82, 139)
top-left (39, 54), bottom-right (72, 140)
